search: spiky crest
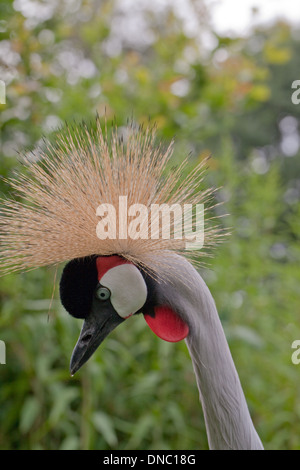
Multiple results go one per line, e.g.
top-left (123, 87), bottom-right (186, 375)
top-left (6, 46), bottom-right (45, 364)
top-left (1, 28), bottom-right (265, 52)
top-left (0, 117), bottom-right (225, 281)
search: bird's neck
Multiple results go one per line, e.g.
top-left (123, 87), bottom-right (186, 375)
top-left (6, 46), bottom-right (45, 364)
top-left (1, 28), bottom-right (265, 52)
top-left (184, 274), bottom-right (263, 450)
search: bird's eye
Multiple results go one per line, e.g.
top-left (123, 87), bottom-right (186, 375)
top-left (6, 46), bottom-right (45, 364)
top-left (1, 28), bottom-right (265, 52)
top-left (95, 286), bottom-right (111, 301)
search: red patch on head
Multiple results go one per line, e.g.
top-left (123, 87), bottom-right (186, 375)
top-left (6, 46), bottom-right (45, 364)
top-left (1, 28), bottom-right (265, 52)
top-left (144, 306), bottom-right (189, 342)
top-left (96, 256), bottom-right (132, 282)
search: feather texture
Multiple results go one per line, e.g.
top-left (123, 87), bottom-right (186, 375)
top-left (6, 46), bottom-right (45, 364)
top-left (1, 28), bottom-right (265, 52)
top-left (154, 254), bottom-right (263, 449)
top-left (0, 118), bottom-right (225, 279)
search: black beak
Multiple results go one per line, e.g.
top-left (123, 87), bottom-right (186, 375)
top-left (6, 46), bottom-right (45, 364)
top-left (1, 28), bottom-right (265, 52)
top-left (70, 298), bottom-right (124, 376)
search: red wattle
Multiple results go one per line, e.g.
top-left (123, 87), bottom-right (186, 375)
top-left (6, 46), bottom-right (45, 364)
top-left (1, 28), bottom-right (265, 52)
top-left (144, 306), bottom-right (189, 342)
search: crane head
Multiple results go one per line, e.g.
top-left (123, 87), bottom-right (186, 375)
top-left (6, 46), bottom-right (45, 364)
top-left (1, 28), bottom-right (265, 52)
top-left (59, 254), bottom-right (189, 375)
top-left (0, 119), bottom-right (225, 375)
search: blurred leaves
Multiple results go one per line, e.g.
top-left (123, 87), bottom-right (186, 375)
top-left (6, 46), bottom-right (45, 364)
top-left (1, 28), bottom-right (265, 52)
top-left (92, 412), bottom-right (118, 448)
top-left (20, 396), bottom-right (41, 434)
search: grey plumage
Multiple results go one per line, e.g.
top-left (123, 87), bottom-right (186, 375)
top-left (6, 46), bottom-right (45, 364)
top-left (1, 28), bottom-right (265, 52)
top-left (155, 254), bottom-right (263, 450)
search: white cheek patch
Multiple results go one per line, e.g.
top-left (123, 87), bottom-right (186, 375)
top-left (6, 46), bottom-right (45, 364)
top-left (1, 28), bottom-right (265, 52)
top-left (100, 264), bottom-right (147, 319)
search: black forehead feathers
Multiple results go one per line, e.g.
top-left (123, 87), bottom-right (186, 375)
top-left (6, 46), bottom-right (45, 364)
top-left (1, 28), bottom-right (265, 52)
top-left (59, 256), bottom-right (98, 319)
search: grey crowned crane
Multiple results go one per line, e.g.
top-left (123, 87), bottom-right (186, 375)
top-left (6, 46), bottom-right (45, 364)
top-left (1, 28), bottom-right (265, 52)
top-left (0, 119), bottom-right (263, 450)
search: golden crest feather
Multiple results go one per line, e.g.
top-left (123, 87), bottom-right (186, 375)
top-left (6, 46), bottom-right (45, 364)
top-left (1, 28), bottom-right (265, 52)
top-left (0, 117), bottom-right (225, 279)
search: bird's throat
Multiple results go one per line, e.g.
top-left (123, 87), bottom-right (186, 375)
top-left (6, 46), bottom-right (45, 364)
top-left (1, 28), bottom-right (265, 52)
top-left (144, 305), bottom-right (189, 342)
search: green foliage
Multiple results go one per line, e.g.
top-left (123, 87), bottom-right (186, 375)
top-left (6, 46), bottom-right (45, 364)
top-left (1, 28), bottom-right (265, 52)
top-left (0, 0), bottom-right (300, 450)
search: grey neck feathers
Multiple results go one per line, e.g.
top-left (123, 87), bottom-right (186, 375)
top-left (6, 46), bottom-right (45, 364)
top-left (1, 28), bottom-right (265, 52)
top-left (156, 256), bottom-right (263, 450)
